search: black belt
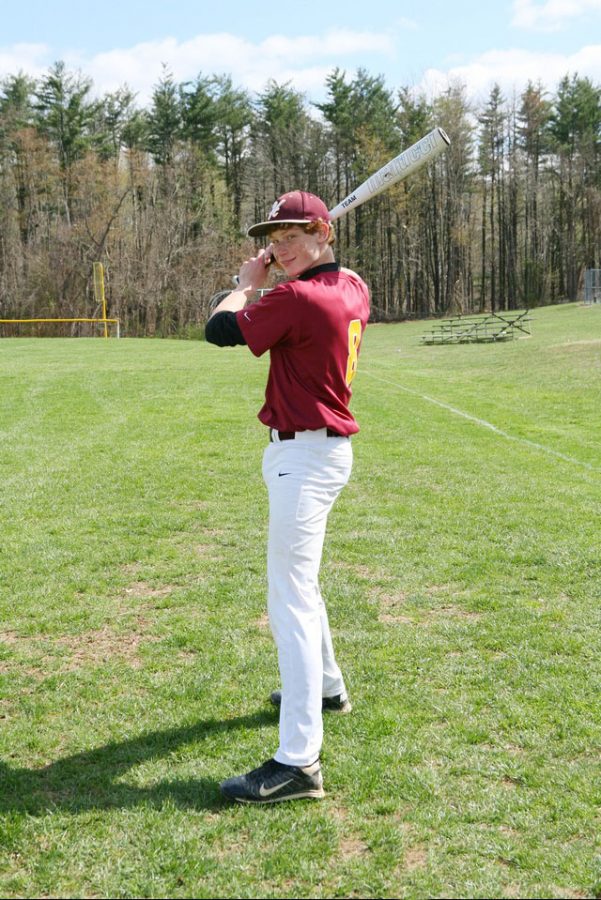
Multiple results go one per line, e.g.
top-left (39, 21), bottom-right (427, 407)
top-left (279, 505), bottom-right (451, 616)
top-left (270, 428), bottom-right (348, 442)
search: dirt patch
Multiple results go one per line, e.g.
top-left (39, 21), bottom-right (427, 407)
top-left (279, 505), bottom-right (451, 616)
top-left (503, 885), bottom-right (586, 900)
top-left (54, 620), bottom-right (160, 670)
top-left (0, 631), bottom-right (20, 644)
top-left (378, 601), bottom-right (481, 626)
top-left (4, 618), bottom-right (160, 677)
top-left (379, 613), bottom-right (414, 625)
top-left (502, 743), bottom-right (526, 755)
top-left (548, 889), bottom-right (588, 899)
top-left (193, 543), bottom-right (215, 557)
top-left (404, 845), bottom-right (428, 871)
top-left (330, 805), bottom-right (371, 860)
top-left (122, 582), bottom-right (177, 600)
top-left (502, 774), bottom-right (524, 789)
top-left (430, 605), bottom-right (482, 621)
top-left (378, 590), bottom-right (411, 624)
top-left (336, 561), bottom-right (377, 579)
top-left (339, 835), bottom-right (370, 859)
top-left (379, 591), bottom-right (409, 607)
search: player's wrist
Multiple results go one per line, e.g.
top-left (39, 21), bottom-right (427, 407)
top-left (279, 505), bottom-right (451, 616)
top-left (208, 288), bottom-right (252, 319)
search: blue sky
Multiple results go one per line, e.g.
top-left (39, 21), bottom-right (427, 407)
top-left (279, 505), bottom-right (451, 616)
top-left (1, 0), bottom-right (600, 106)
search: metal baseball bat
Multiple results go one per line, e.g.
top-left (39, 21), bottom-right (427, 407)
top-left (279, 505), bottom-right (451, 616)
top-left (328, 126), bottom-right (450, 220)
top-left (230, 127), bottom-right (450, 286)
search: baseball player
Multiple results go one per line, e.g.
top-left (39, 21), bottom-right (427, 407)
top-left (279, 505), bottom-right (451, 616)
top-left (205, 191), bottom-right (370, 803)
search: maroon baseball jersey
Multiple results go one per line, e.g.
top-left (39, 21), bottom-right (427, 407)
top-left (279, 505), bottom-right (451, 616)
top-left (236, 265), bottom-right (370, 435)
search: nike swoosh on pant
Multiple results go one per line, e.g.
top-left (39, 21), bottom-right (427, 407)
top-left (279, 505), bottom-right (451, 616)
top-left (278, 472), bottom-right (292, 477)
top-left (259, 779), bottom-right (293, 797)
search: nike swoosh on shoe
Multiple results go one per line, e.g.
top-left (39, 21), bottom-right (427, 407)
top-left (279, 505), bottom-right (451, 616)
top-left (259, 779), bottom-right (293, 797)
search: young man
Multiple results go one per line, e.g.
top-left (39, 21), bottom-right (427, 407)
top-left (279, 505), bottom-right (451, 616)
top-left (205, 191), bottom-right (370, 803)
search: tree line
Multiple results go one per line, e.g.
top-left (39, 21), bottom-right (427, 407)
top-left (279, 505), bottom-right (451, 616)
top-left (0, 62), bottom-right (599, 335)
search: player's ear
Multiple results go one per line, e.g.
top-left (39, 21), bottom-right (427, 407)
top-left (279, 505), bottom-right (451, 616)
top-left (316, 221), bottom-right (330, 244)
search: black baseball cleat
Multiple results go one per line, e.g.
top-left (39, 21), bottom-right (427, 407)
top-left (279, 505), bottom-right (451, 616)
top-left (220, 758), bottom-right (324, 804)
top-left (270, 690), bottom-right (352, 714)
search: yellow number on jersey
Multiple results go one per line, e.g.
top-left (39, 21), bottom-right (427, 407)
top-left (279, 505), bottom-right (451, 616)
top-left (345, 319), bottom-right (362, 386)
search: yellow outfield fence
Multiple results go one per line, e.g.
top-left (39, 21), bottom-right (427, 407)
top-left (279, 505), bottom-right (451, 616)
top-left (0, 262), bottom-right (120, 338)
top-left (0, 317), bottom-right (120, 337)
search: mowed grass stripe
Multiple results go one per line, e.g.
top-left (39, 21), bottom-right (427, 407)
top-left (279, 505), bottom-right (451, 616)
top-left (355, 304), bottom-right (601, 468)
top-left (361, 367), bottom-right (600, 472)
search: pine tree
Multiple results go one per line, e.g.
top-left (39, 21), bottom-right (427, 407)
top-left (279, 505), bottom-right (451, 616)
top-left (34, 61), bottom-right (100, 223)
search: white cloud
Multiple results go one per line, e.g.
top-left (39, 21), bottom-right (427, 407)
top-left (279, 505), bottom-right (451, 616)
top-left (512, 0), bottom-right (601, 31)
top-left (0, 43), bottom-right (51, 80)
top-left (2, 29), bottom-right (599, 112)
top-left (420, 44), bottom-right (601, 102)
top-left (1, 30), bottom-right (395, 104)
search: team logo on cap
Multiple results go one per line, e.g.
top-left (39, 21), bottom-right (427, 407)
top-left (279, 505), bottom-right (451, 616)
top-left (268, 198), bottom-right (285, 220)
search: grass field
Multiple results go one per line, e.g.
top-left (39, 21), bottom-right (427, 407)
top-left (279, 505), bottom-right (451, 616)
top-left (1, 302), bottom-right (600, 899)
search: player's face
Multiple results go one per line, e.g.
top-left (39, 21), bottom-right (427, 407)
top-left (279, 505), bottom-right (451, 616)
top-left (268, 225), bottom-right (329, 278)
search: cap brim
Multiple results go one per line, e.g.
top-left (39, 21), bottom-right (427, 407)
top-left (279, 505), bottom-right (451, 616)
top-left (247, 218), bottom-right (314, 237)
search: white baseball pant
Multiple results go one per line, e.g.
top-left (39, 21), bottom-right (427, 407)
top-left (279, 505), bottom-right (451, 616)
top-left (262, 428), bottom-right (353, 767)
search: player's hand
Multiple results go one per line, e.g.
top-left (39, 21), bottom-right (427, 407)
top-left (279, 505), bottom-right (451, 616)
top-left (237, 248), bottom-right (272, 292)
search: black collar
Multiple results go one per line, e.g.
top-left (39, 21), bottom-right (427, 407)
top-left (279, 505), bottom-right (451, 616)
top-left (297, 262), bottom-right (340, 281)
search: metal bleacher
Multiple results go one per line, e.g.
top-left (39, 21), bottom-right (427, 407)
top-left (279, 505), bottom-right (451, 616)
top-left (420, 310), bottom-right (532, 345)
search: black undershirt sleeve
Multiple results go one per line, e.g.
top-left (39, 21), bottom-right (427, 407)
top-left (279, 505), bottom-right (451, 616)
top-left (205, 311), bottom-right (247, 347)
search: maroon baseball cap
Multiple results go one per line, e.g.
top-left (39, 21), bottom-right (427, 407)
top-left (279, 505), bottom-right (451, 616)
top-left (247, 190), bottom-right (330, 237)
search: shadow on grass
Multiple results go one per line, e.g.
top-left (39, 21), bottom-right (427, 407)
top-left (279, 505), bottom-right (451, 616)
top-left (0, 709), bottom-right (277, 815)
